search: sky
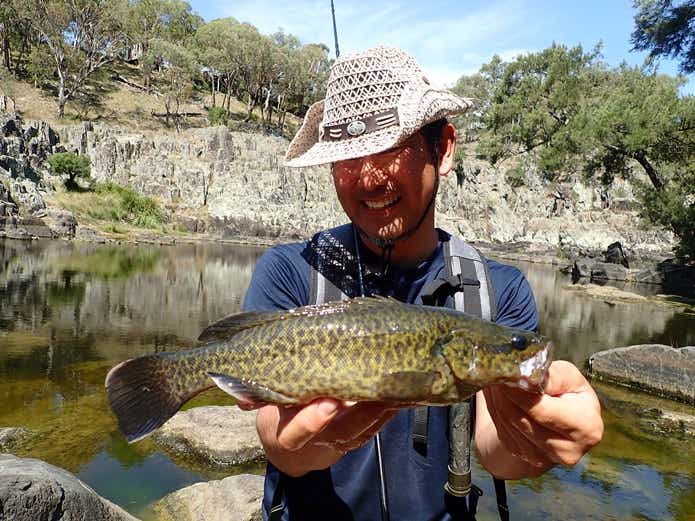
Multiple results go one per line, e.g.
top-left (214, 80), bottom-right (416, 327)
top-left (189, 0), bottom-right (693, 95)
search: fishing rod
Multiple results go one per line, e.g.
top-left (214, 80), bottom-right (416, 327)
top-left (330, 0), bottom-right (340, 58)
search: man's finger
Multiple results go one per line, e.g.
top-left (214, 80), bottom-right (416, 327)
top-left (275, 399), bottom-right (343, 451)
top-left (317, 401), bottom-right (396, 444)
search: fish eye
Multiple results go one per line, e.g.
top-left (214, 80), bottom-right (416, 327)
top-left (510, 334), bottom-right (527, 351)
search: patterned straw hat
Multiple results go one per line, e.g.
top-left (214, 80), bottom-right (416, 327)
top-left (285, 46), bottom-right (473, 168)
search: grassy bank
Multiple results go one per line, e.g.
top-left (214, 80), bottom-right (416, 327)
top-left (50, 182), bottom-right (172, 236)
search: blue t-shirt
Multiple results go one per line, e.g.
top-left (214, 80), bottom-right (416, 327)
top-left (243, 224), bottom-right (538, 521)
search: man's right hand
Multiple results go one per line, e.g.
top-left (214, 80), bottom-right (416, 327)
top-left (256, 399), bottom-right (397, 477)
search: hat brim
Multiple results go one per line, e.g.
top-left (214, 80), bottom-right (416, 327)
top-left (285, 89), bottom-right (473, 168)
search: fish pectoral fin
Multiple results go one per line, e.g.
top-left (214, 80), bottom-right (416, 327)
top-left (207, 373), bottom-right (298, 405)
top-left (378, 371), bottom-right (439, 401)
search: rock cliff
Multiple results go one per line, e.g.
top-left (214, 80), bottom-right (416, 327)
top-left (0, 110), bottom-right (674, 255)
top-left (57, 122), bottom-right (672, 253)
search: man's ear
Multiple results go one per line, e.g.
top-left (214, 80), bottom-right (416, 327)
top-left (437, 123), bottom-right (457, 177)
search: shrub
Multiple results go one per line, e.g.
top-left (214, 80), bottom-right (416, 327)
top-left (207, 106), bottom-right (229, 126)
top-left (47, 152), bottom-right (91, 189)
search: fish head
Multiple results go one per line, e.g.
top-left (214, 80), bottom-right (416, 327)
top-left (443, 326), bottom-right (553, 393)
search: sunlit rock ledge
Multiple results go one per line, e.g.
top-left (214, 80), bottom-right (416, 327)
top-left (589, 344), bottom-right (695, 405)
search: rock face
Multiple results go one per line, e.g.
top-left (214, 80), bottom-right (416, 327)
top-left (589, 345), bottom-right (695, 404)
top-left (55, 122), bottom-right (673, 253)
top-left (153, 406), bottom-right (264, 467)
top-left (0, 114), bottom-right (77, 238)
top-left (149, 474), bottom-right (264, 521)
top-left (0, 454), bottom-right (140, 521)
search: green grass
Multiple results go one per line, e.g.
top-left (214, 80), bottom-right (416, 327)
top-left (50, 181), bottom-right (167, 234)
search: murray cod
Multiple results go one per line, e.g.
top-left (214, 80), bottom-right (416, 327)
top-left (106, 297), bottom-right (553, 442)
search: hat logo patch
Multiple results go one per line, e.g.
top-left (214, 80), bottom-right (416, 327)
top-left (347, 120), bottom-right (367, 137)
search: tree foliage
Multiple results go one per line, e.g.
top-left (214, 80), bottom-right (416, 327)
top-left (144, 37), bottom-right (198, 130)
top-left (631, 0), bottom-right (695, 74)
top-left (454, 43), bottom-right (695, 259)
top-left (21, 0), bottom-right (131, 118)
top-left (48, 152), bottom-right (91, 189)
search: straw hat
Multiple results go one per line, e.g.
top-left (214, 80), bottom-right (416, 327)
top-left (285, 46), bottom-right (473, 168)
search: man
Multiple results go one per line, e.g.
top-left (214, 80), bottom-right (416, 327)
top-left (243, 46), bottom-right (603, 520)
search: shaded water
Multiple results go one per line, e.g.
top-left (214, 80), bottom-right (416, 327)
top-left (1, 238), bottom-right (693, 520)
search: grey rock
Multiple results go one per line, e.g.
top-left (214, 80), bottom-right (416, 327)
top-left (41, 208), bottom-right (77, 238)
top-left (0, 427), bottom-right (30, 450)
top-left (148, 474), bottom-right (263, 521)
top-left (633, 259), bottom-right (695, 295)
top-left (0, 454), bottom-right (140, 521)
top-left (590, 262), bottom-right (628, 281)
top-left (153, 406), bottom-right (264, 467)
top-left (571, 258), bottom-right (628, 282)
top-left (604, 241), bottom-right (629, 268)
top-left (589, 345), bottom-right (695, 404)
top-left (75, 226), bottom-right (106, 243)
top-left (52, 122), bottom-right (672, 254)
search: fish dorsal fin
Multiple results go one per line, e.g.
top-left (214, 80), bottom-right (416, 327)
top-left (198, 297), bottom-right (400, 343)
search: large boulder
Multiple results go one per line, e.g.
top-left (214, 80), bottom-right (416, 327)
top-left (0, 454), bottom-right (140, 521)
top-left (148, 474), bottom-right (264, 521)
top-left (589, 345), bottom-right (695, 404)
top-left (152, 406), bottom-right (264, 467)
top-left (604, 241), bottom-right (629, 268)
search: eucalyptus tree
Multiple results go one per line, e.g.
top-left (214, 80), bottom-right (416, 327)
top-left (192, 17), bottom-right (243, 110)
top-left (22, 0), bottom-right (130, 118)
top-left (144, 37), bottom-right (198, 130)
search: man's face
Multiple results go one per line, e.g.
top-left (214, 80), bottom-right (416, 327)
top-left (331, 132), bottom-right (437, 243)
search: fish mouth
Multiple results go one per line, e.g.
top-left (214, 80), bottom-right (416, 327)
top-left (517, 340), bottom-right (554, 392)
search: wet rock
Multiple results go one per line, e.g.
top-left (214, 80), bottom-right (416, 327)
top-left (590, 262), bottom-right (628, 281)
top-left (604, 241), bottom-right (629, 268)
top-left (634, 259), bottom-right (695, 296)
top-left (148, 473), bottom-right (263, 521)
top-left (152, 406), bottom-right (264, 467)
top-left (589, 345), bottom-right (695, 404)
top-left (0, 454), bottom-right (140, 521)
top-left (0, 427), bottom-right (30, 450)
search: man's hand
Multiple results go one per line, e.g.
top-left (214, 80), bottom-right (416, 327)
top-left (255, 399), bottom-right (397, 477)
top-left (476, 360), bottom-right (604, 479)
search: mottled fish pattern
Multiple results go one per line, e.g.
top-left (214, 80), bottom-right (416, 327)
top-left (105, 297), bottom-right (552, 442)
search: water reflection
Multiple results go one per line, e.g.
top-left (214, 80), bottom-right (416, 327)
top-left (1, 239), bottom-right (694, 520)
top-left (513, 259), bottom-right (695, 365)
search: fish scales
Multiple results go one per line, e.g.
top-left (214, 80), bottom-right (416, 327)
top-left (105, 297), bottom-right (553, 442)
top-left (173, 302), bottom-right (456, 402)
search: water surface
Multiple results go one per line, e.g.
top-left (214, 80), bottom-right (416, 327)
top-left (0, 238), bottom-right (693, 520)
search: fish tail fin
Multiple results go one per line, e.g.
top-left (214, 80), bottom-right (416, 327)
top-left (105, 355), bottom-right (186, 443)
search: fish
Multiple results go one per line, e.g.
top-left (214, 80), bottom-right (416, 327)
top-left (105, 297), bottom-right (553, 443)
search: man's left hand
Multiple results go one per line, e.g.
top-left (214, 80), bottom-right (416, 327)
top-left (477, 360), bottom-right (604, 478)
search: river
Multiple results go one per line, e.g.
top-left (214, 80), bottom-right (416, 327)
top-left (0, 238), bottom-right (693, 520)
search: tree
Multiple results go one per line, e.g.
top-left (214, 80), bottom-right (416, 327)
top-left (145, 37), bottom-right (197, 130)
top-left (631, 0), bottom-right (695, 74)
top-left (470, 44), bottom-right (695, 258)
top-left (126, 0), bottom-right (202, 88)
top-left (47, 152), bottom-right (91, 189)
top-left (477, 44), bottom-right (602, 175)
top-left (24, 0), bottom-right (131, 118)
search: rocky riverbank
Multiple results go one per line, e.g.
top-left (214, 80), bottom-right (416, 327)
top-left (0, 111), bottom-right (677, 257)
